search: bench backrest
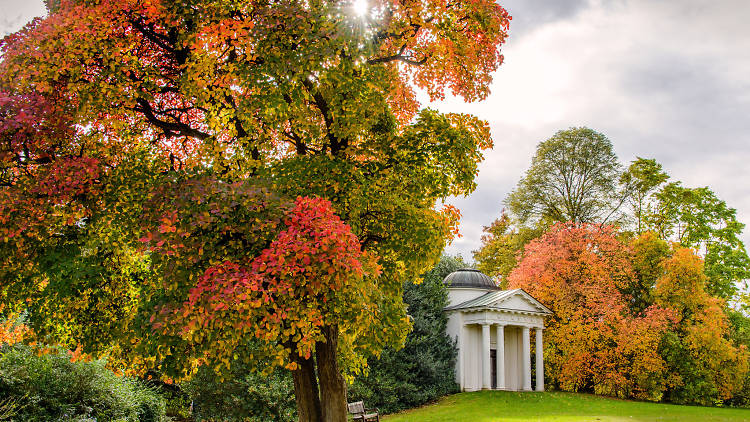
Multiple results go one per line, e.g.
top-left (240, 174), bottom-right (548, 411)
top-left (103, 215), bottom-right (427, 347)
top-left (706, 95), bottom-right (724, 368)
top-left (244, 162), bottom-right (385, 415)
top-left (347, 401), bottom-right (365, 415)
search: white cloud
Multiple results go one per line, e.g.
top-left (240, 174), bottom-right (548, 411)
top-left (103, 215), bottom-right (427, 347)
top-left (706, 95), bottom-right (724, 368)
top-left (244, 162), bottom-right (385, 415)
top-left (441, 0), bottom-right (750, 260)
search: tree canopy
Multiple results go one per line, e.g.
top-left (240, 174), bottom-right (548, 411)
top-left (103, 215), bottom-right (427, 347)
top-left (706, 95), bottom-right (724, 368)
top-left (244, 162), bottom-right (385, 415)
top-left (505, 127), bottom-right (625, 226)
top-left (0, 1), bottom-right (512, 421)
top-left (508, 224), bottom-right (748, 404)
top-left (479, 130), bottom-right (749, 301)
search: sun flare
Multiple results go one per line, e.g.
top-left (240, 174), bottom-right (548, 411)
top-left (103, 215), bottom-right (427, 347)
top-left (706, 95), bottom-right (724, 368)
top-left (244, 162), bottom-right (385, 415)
top-left (352, 0), bottom-right (368, 17)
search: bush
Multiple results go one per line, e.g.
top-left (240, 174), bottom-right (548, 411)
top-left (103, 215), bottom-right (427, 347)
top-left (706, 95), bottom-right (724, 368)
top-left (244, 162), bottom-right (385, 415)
top-left (348, 255), bottom-right (461, 413)
top-left (0, 345), bottom-right (166, 421)
top-left (183, 364), bottom-right (296, 422)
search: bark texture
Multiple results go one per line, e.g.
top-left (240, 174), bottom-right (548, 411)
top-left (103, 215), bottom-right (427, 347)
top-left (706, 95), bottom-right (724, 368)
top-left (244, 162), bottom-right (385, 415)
top-left (292, 356), bottom-right (323, 422)
top-left (316, 325), bottom-right (348, 422)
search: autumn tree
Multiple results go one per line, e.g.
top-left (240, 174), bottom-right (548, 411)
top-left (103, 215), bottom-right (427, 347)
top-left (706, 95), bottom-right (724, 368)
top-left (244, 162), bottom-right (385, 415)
top-left (505, 127), bottom-right (627, 226)
top-left (0, 1), bottom-right (511, 421)
top-left (648, 183), bottom-right (750, 299)
top-left (508, 224), bottom-right (749, 404)
top-left (653, 248), bottom-right (748, 405)
top-left (472, 210), bottom-right (543, 283)
top-left (507, 223), bottom-right (674, 401)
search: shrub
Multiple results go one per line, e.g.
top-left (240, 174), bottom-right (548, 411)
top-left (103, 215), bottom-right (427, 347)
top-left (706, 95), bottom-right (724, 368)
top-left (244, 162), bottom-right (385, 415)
top-left (182, 364), bottom-right (296, 422)
top-left (0, 345), bottom-right (166, 421)
top-left (348, 255), bottom-right (461, 413)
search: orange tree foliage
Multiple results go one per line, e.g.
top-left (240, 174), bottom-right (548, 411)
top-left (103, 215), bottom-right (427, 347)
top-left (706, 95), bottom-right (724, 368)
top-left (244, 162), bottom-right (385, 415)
top-left (508, 224), bottom-right (749, 404)
top-left (653, 247), bottom-right (749, 405)
top-left (0, 0), bottom-right (510, 420)
top-left (507, 223), bottom-right (675, 401)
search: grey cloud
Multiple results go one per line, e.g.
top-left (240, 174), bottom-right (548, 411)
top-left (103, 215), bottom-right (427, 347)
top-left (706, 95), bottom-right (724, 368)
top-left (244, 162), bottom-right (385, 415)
top-left (502, 0), bottom-right (592, 39)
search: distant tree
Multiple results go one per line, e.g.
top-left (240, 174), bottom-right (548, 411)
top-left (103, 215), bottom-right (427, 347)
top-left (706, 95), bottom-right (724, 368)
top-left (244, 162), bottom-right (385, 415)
top-left (506, 127), bottom-right (626, 226)
top-left (648, 183), bottom-right (750, 298)
top-left (348, 255), bottom-right (461, 413)
top-left (509, 224), bottom-right (749, 405)
top-left (620, 158), bottom-right (670, 234)
top-left (473, 210), bottom-right (543, 283)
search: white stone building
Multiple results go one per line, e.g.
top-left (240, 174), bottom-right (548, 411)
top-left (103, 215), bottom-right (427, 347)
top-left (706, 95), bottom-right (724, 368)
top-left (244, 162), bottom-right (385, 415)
top-left (443, 269), bottom-right (552, 392)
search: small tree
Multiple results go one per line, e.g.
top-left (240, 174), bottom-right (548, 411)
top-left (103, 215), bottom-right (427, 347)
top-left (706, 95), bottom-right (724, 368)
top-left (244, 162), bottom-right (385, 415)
top-left (348, 255), bottom-right (461, 413)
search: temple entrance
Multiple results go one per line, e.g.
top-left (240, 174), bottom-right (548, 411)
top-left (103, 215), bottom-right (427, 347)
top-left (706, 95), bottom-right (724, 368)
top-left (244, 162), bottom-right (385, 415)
top-left (490, 349), bottom-right (497, 389)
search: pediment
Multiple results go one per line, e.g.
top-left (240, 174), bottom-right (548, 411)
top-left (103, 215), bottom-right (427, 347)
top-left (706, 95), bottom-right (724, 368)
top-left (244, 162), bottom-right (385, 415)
top-left (444, 288), bottom-right (552, 315)
top-left (488, 290), bottom-right (552, 314)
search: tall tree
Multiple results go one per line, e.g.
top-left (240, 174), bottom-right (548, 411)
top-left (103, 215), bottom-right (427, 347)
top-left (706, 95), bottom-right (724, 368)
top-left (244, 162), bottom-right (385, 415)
top-left (648, 183), bottom-right (750, 299)
top-left (505, 127), bottom-right (626, 226)
top-left (620, 157), bottom-right (669, 234)
top-left (0, 1), bottom-right (511, 421)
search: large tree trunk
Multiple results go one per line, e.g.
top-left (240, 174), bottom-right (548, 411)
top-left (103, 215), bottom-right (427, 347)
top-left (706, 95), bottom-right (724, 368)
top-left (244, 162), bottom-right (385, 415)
top-left (292, 355), bottom-right (323, 422)
top-left (316, 324), bottom-right (348, 422)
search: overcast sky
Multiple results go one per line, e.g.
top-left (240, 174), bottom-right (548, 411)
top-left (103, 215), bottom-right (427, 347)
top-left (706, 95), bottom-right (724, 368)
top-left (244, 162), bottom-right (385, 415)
top-left (2, 0), bottom-right (750, 262)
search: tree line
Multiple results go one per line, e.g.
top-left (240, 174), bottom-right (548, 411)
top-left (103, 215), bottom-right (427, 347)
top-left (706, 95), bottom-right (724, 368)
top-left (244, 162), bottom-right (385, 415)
top-left (476, 127), bottom-right (750, 405)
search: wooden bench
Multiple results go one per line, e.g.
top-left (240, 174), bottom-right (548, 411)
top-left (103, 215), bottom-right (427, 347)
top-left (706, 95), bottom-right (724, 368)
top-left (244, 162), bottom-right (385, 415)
top-left (347, 401), bottom-right (380, 422)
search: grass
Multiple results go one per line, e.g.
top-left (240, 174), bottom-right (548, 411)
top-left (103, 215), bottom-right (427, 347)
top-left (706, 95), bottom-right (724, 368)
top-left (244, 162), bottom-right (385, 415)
top-left (382, 391), bottom-right (750, 422)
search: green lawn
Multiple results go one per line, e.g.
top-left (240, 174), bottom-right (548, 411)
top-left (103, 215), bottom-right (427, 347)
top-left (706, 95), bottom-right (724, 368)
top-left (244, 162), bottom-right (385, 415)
top-left (382, 391), bottom-right (750, 422)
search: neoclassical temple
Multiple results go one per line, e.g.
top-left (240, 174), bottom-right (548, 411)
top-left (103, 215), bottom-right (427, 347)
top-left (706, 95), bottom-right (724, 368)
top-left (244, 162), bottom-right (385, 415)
top-left (443, 269), bottom-right (552, 392)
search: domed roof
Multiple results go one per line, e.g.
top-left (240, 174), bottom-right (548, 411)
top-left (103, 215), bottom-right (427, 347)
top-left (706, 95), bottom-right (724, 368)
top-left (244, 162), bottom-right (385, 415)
top-left (443, 268), bottom-right (499, 290)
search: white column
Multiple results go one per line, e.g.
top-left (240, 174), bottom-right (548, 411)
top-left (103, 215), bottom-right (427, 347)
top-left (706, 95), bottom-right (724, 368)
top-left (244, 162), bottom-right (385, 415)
top-left (482, 323), bottom-right (491, 390)
top-left (535, 328), bottom-right (544, 392)
top-left (522, 326), bottom-right (531, 391)
top-left (458, 322), bottom-right (464, 390)
top-left (496, 324), bottom-right (505, 390)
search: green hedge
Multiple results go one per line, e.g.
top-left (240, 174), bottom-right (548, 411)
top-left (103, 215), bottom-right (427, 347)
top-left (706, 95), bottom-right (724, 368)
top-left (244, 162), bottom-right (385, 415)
top-left (0, 345), bottom-right (166, 422)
